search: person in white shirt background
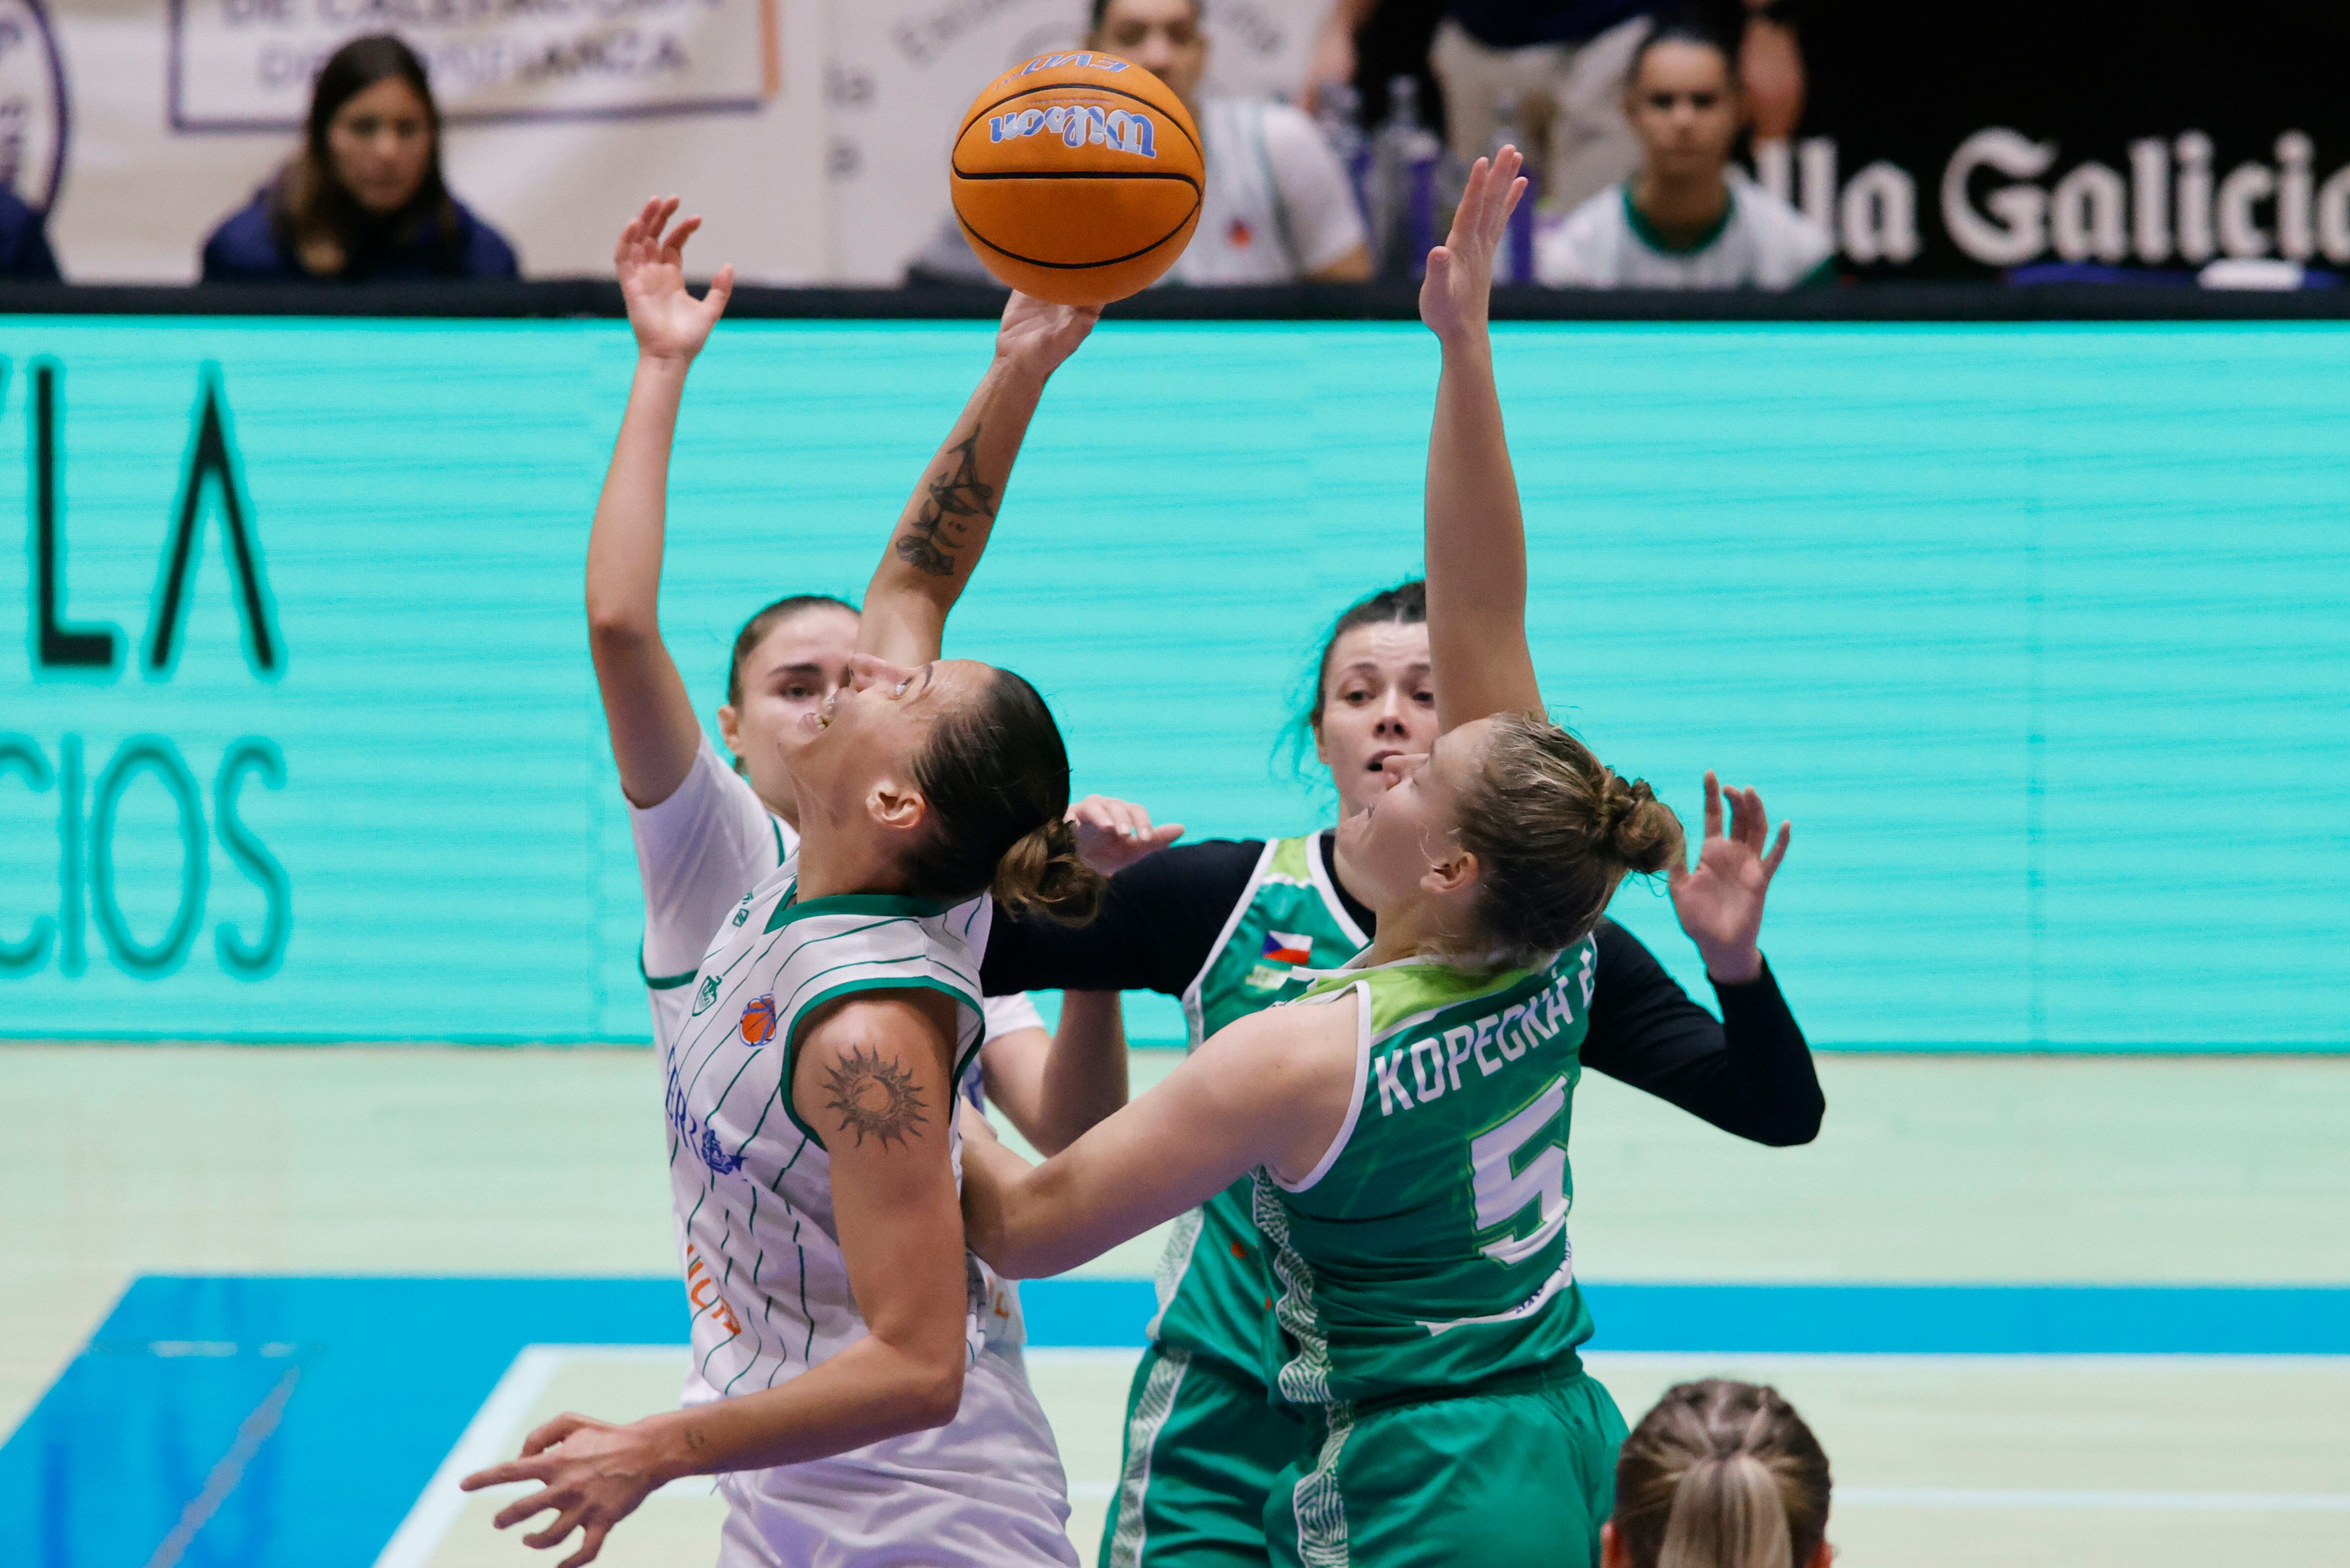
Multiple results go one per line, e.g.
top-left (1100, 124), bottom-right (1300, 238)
top-left (1535, 16), bottom-right (1832, 289)
top-left (909, 0), bottom-right (1372, 286)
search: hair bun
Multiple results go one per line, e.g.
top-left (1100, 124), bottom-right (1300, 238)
top-left (993, 814), bottom-right (1107, 926)
top-left (1600, 773), bottom-right (1683, 878)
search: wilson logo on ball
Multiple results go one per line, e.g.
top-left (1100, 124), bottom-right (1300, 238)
top-left (1019, 52), bottom-right (1127, 75)
top-left (987, 105), bottom-right (1158, 158)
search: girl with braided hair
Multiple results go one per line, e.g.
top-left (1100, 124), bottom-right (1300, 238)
top-left (1605, 1379), bottom-right (1834, 1568)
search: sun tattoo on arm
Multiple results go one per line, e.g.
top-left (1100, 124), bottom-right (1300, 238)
top-left (821, 1045), bottom-right (931, 1149)
top-left (894, 428), bottom-right (997, 577)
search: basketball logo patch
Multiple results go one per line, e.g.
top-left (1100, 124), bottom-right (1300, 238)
top-left (740, 994), bottom-right (777, 1045)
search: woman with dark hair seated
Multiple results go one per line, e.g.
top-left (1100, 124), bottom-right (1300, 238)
top-left (0, 190), bottom-right (60, 280)
top-left (201, 34), bottom-right (518, 283)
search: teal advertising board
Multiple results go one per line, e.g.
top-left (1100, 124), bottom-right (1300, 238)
top-left (1, 319), bottom-right (2344, 1049)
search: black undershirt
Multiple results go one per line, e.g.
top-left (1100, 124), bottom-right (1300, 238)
top-left (983, 833), bottom-right (1824, 1146)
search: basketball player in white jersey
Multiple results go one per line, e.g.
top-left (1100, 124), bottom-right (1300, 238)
top-left (583, 197), bottom-right (1143, 1154)
top-left (462, 201), bottom-right (1108, 1566)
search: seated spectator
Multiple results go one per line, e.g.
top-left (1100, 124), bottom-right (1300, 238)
top-left (908, 0), bottom-right (1370, 286)
top-left (1604, 1379), bottom-right (1833, 1568)
top-left (201, 35), bottom-right (517, 284)
top-left (0, 189), bottom-right (61, 280)
top-left (1536, 18), bottom-right (1829, 288)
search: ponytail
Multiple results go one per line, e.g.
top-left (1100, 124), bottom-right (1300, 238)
top-left (993, 815), bottom-right (1106, 926)
top-left (1613, 1380), bottom-right (1831, 1568)
top-left (1656, 1452), bottom-right (1797, 1568)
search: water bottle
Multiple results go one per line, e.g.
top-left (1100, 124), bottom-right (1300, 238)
top-left (1370, 75), bottom-right (1442, 280)
top-left (1316, 80), bottom-right (1372, 231)
top-left (1485, 98), bottom-right (1538, 284)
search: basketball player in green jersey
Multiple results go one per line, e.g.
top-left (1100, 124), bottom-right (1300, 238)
top-left (980, 227), bottom-right (1816, 1568)
top-left (961, 146), bottom-right (1776, 1567)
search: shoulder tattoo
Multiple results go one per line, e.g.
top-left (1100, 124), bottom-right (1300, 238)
top-left (820, 1045), bottom-right (930, 1149)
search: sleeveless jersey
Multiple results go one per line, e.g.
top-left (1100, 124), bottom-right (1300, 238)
top-left (664, 856), bottom-right (1002, 1403)
top-left (1260, 938), bottom-right (1600, 1410)
top-left (1151, 835), bottom-right (1369, 1376)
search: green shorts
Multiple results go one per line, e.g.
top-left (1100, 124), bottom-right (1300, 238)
top-left (1262, 1368), bottom-right (1627, 1568)
top-left (1100, 1343), bottom-right (1311, 1568)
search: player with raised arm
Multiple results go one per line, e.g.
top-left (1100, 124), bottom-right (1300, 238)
top-left (586, 197), bottom-right (1130, 1160)
top-left (976, 222), bottom-right (1815, 1568)
top-left (961, 147), bottom-right (1781, 1568)
top-left (462, 209), bottom-right (1108, 1568)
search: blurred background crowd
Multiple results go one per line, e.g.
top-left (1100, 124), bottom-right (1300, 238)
top-left (0, 0), bottom-right (2338, 293)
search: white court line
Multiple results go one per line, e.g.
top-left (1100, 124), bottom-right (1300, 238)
top-left (1839, 1488), bottom-right (2350, 1513)
top-left (373, 1345), bottom-right (691, 1568)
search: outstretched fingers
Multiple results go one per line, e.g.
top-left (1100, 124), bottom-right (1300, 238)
top-left (1702, 770), bottom-right (1725, 841)
top-left (557, 1522), bottom-right (614, 1568)
top-left (1762, 819), bottom-right (1792, 877)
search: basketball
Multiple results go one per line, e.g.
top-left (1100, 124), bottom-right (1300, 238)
top-left (951, 52), bottom-right (1204, 308)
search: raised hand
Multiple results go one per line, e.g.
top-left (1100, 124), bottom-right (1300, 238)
top-left (615, 196), bottom-right (736, 365)
top-left (1420, 144), bottom-right (1526, 346)
top-left (460, 1411), bottom-right (673, 1568)
top-left (1666, 771), bottom-right (1791, 985)
top-left (994, 290), bottom-right (1101, 383)
top-left (1067, 794), bottom-right (1184, 875)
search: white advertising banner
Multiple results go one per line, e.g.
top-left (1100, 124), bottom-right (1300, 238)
top-left (5, 0), bottom-right (1330, 284)
top-left (169, 0), bottom-right (778, 129)
top-left (28, 0), bottom-right (831, 282)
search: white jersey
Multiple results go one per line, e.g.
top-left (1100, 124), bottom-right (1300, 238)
top-left (630, 733), bottom-right (1044, 1060)
top-left (1170, 98), bottom-right (1368, 285)
top-left (1535, 174), bottom-right (1834, 290)
top-left (669, 858), bottom-right (1075, 1565)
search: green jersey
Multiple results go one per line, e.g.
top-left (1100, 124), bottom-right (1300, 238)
top-left (1258, 939), bottom-right (1600, 1410)
top-left (1151, 835), bottom-right (1369, 1376)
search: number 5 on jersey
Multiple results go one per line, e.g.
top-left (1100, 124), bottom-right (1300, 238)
top-left (1470, 1076), bottom-right (1569, 1265)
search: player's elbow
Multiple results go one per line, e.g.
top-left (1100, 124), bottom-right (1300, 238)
top-left (1761, 1089), bottom-right (1825, 1147)
top-left (585, 599), bottom-right (657, 651)
top-left (900, 1353), bottom-right (965, 1431)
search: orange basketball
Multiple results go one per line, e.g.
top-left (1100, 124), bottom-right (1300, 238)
top-left (951, 52), bottom-right (1204, 308)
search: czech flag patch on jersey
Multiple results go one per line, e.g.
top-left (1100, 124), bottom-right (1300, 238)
top-left (1261, 931), bottom-right (1314, 966)
top-left (740, 994), bottom-right (778, 1045)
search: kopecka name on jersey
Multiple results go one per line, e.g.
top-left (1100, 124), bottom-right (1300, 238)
top-left (1377, 963), bottom-right (1593, 1118)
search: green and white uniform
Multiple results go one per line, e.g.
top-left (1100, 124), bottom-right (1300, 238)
top-left (1107, 836), bottom-right (1367, 1568)
top-left (1255, 941), bottom-right (1624, 1568)
top-left (665, 861), bottom-right (1076, 1566)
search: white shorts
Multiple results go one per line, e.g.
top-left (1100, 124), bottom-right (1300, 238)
top-left (710, 1347), bottom-right (1078, 1568)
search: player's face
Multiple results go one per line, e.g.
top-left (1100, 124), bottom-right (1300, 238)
top-left (1332, 719), bottom-right (1487, 924)
top-left (1314, 622), bottom-right (1438, 821)
top-left (1625, 42), bottom-right (1743, 180)
top-left (326, 75), bottom-right (435, 215)
top-left (722, 605), bottom-right (859, 822)
top-left (788, 654), bottom-right (990, 833)
top-left (1091, 0), bottom-right (1207, 105)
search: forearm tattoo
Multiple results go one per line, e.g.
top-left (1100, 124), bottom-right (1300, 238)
top-left (821, 1045), bottom-right (930, 1149)
top-left (895, 428), bottom-right (997, 577)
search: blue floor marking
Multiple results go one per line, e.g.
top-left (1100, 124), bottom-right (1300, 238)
top-left (5, 1276), bottom-right (2346, 1566)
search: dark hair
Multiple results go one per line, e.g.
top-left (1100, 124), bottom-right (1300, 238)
top-left (1628, 11), bottom-right (1740, 86)
top-left (1300, 577), bottom-right (1427, 728)
top-left (1087, 0), bottom-right (1206, 38)
top-left (1612, 1380), bottom-right (1832, 1568)
top-left (269, 35), bottom-right (458, 278)
top-left (903, 668), bottom-right (1104, 925)
top-left (726, 594), bottom-right (860, 708)
top-left (1454, 715), bottom-right (1682, 965)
